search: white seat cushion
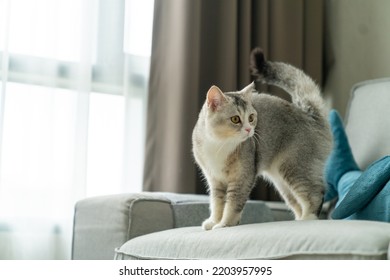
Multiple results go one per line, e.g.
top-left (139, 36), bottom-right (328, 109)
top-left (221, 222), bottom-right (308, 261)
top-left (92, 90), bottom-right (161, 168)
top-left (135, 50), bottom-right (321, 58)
top-left (115, 220), bottom-right (390, 260)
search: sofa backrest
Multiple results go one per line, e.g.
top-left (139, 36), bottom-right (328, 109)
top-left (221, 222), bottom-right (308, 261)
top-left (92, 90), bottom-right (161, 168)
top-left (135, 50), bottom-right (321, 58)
top-left (345, 78), bottom-right (390, 169)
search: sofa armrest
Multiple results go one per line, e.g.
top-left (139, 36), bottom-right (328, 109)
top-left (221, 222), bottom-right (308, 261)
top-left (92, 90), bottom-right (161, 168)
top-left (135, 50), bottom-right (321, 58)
top-left (72, 192), bottom-right (274, 260)
top-left (265, 201), bottom-right (295, 221)
top-left (72, 193), bottom-right (175, 260)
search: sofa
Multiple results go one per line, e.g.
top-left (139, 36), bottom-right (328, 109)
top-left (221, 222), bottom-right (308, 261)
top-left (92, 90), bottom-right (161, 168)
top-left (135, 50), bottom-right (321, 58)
top-left (72, 78), bottom-right (390, 260)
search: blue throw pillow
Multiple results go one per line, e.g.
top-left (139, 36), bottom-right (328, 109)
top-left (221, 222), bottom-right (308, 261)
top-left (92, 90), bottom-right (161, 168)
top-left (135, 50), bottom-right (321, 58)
top-left (332, 156), bottom-right (390, 220)
top-left (324, 110), bottom-right (359, 201)
top-left (325, 109), bottom-right (390, 222)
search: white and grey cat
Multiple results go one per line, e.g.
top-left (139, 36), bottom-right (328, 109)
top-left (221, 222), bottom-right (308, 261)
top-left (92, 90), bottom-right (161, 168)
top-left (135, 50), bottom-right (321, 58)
top-left (192, 48), bottom-right (332, 230)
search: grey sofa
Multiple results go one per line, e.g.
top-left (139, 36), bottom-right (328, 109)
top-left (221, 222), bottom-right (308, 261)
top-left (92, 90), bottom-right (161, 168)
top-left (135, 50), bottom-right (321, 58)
top-left (72, 78), bottom-right (390, 260)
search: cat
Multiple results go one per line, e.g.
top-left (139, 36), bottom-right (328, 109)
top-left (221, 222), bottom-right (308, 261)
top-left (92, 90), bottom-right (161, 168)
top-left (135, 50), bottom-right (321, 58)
top-left (192, 48), bottom-right (332, 230)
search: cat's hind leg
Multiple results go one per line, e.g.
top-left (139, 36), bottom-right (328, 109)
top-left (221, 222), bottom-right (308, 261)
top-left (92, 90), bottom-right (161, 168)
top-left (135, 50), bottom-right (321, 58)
top-left (291, 181), bottom-right (324, 220)
top-left (266, 174), bottom-right (303, 220)
top-left (279, 165), bottom-right (325, 220)
top-left (277, 152), bottom-right (327, 220)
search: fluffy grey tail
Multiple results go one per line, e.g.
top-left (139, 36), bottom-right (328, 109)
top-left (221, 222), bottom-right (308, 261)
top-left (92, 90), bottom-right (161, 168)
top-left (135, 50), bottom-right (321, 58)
top-left (250, 47), bottom-right (326, 119)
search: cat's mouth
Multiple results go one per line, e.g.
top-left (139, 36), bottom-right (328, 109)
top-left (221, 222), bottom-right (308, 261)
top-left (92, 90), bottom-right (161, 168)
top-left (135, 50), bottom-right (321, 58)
top-left (241, 130), bottom-right (254, 140)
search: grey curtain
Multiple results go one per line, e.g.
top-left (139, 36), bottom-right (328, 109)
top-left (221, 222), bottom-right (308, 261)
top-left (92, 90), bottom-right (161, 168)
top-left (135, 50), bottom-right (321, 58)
top-left (143, 0), bottom-right (324, 200)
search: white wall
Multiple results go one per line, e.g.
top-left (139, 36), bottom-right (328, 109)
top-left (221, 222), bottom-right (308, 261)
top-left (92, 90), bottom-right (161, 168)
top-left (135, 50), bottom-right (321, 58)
top-left (324, 0), bottom-right (390, 116)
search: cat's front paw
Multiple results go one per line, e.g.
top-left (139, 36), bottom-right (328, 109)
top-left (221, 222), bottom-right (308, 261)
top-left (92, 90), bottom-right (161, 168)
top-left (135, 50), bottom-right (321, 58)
top-left (212, 223), bottom-right (227, 230)
top-left (202, 218), bottom-right (217, 230)
top-left (212, 219), bottom-right (240, 230)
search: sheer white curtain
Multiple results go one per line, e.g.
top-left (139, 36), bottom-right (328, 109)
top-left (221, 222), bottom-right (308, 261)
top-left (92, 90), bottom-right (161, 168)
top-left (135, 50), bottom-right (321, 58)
top-left (0, 0), bottom-right (154, 259)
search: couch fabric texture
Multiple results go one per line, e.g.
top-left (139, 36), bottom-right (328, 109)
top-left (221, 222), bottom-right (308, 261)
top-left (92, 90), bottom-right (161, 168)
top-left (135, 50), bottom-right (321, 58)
top-left (115, 220), bottom-right (390, 260)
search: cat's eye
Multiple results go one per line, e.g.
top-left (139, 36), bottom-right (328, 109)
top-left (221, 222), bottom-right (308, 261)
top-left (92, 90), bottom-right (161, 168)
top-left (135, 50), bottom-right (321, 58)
top-left (231, 115), bottom-right (241, 124)
top-left (249, 114), bottom-right (255, 123)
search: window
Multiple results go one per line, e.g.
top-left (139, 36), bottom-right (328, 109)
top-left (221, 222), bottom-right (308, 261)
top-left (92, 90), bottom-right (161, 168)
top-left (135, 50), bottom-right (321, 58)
top-left (0, 0), bottom-right (154, 259)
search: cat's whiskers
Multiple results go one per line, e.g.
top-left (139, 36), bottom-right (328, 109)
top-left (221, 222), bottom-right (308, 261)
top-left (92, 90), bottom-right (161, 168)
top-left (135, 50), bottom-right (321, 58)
top-left (253, 131), bottom-right (266, 147)
top-left (252, 132), bottom-right (261, 146)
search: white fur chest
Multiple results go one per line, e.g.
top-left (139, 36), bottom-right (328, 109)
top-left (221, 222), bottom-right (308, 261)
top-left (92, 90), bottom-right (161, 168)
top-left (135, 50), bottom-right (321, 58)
top-left (196, 140), bottom-right (237, 182)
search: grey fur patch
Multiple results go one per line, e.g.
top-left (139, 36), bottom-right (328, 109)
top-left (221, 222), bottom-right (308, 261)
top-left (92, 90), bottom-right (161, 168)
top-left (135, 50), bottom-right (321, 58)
top-left (230, 95), bottom-right (247, 111)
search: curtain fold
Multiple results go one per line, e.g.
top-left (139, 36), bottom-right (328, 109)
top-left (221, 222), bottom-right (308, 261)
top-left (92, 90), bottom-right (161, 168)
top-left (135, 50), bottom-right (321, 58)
top-left (144, 0), bottom-right (324, 200)
top-left (0, 0), bottom-right (153, 259)
top-left (0, 0), bottom-right (11, 177)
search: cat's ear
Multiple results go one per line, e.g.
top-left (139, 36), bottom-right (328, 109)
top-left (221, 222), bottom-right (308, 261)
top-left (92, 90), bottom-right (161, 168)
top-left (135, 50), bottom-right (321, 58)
top-left (207, 85), bottom-right (226, 111)
top-left (241, 82), bottom-right (255, 93)
top-left (241, 82), bottom-right (255, 99)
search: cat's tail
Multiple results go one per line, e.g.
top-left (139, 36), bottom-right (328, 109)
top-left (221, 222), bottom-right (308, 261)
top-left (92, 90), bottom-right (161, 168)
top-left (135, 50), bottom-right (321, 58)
top-left (250, 47), bottom-right (327, 119)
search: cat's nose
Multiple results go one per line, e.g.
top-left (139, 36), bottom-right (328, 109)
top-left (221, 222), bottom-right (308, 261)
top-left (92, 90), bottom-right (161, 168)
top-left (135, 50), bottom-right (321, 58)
top-left (245, 128), bottom-right (251, 134)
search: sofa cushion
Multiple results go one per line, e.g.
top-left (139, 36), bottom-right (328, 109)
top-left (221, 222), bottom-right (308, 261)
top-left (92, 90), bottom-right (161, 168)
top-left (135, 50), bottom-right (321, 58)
top-left (345, 78), bottom-right (390, 169)
top-left (115, 220), bottom-right (390, 260)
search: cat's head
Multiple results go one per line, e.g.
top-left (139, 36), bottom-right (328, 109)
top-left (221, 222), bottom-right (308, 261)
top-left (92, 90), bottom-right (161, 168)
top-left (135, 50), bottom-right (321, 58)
top-left (203, 82), bottom-right (257, 143)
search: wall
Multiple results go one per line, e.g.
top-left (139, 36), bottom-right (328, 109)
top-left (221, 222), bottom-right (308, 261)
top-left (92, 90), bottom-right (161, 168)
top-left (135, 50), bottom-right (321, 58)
top-left (324, 0), bottom-right (390, 116)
